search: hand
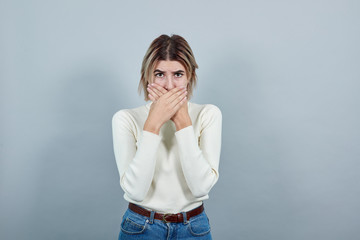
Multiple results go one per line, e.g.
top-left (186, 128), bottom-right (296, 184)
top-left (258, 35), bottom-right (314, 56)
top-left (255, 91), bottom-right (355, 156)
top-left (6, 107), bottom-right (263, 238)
top-left (147, 83), bottom-right (169, 102)
top-left (143, 85), bottom-right (187, 134)
top-left (147, 83), bottom-right (192, 130)
top-left (147, 83), bottom-right (187, 121)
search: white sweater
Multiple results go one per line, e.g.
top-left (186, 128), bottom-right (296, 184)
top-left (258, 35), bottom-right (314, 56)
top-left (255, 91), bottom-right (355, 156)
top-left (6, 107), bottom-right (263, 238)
top-left (111, 101), bottom-right (222, 213)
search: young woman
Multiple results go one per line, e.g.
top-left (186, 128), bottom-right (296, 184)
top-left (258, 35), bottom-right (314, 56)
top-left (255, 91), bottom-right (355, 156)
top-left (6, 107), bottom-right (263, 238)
top-left (112, 34), bottom-right (222, 240)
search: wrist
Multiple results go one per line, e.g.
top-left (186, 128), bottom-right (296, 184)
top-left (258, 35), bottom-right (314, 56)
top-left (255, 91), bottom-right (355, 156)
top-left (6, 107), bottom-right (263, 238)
top-left (143, 119), bottom-right (162, 135)
top-left (174, 115), bottom-right (192, 131)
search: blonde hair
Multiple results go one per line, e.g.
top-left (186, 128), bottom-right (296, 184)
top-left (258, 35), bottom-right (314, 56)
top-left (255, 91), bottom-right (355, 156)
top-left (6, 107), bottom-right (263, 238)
top-left (138, 34), bottom-right (199, 101)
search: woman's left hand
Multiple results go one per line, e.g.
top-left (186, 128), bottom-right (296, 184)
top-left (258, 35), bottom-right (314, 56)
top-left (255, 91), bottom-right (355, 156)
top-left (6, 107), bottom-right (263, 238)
top-left (147, 83), bottom-right (191, 130)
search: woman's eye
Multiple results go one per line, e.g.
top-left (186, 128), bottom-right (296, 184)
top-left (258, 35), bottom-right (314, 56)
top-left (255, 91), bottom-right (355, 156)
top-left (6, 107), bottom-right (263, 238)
top-left (155, 73), bottom-right (164, 78)
top-left (175, 73), bottom-right (183, 78)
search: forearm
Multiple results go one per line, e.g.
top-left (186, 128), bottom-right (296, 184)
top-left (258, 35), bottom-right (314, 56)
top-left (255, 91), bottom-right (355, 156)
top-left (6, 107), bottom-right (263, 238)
top-left (174, 105), bottom-right (222, 198)
top-left (113, 110), bottom-right (163, 202)
top-left (175, 125), bottom-right (220, 198)
top-left (143, 118), bottom-right (162, 135)
top-left (120, 130), bottom-right (162, 202)
top-left (174, 114), bottom-right (192, 131)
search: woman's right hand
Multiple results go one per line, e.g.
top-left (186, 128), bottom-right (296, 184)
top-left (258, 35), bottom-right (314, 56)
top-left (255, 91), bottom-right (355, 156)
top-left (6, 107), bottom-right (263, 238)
top-left (143, 86), bottom-right (187, 135)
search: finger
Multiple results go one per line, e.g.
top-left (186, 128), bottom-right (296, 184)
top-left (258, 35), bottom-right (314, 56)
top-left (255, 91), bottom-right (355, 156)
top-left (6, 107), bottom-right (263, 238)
top-left (168, 88), bottom-right (187, 108)
top-left (149, 91), bottom-right (159, 101)
top-left (150, 86), bottom-right (166, 97)
top-left (163, 86), bottom-right (187, 100)
top-left (149, 85), bottom-right (164, 97)
top-left (167, 87), bottom-right (187, 105)
top-left (147, 86), bottom-right (160, 99)
top-left (151, 83), bottom-right (168, 95)
top-left (148, 93), bottom-right (156, 102)
top-left (171, 94), bottom-right (187, 112)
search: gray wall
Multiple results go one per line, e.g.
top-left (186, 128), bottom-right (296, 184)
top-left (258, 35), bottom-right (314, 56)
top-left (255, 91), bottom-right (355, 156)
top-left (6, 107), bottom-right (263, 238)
top-left (1, 0), bottom-right (359, 239)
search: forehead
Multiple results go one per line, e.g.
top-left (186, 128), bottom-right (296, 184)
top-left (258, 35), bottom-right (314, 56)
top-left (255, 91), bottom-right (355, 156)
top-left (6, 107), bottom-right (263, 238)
top-left (154, 60), bottom-right (185, 71)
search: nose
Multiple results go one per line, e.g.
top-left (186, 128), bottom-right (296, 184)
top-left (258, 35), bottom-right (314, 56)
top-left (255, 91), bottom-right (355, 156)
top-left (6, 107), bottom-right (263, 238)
top-left (165, 77), bottom-right (175, 90)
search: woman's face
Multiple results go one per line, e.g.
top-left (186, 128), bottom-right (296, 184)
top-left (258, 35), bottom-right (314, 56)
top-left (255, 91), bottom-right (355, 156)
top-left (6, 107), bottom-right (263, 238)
top-left (152, 60), bottom-right (188, 90)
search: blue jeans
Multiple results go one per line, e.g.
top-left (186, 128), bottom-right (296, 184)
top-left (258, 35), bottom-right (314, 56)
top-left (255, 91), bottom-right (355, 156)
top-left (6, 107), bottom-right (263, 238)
top-left (118, 205), bottom-right (212, 239)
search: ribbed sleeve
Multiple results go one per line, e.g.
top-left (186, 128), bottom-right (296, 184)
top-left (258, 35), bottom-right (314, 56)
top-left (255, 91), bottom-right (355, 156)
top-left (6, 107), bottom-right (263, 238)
top-left (174, 104), bottom-right (222, 198)
top-left (112, 110), bottom-right (162, 202)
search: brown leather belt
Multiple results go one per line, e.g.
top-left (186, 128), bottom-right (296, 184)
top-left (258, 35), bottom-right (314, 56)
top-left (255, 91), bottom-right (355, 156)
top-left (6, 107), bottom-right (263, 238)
top-left (128, 203), bottom-right (204, 223)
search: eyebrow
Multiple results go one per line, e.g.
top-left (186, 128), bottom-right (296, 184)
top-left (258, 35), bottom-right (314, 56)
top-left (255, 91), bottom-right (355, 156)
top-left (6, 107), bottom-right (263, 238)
top-left (154, 69), bottom-right (185, 74)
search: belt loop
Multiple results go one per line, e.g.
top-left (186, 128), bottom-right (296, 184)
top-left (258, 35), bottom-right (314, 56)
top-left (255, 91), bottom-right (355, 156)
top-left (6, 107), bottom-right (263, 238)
top-left (149, 210), bottom-right (155, 224)
top-left (181, 212), bottom-right (188, 225)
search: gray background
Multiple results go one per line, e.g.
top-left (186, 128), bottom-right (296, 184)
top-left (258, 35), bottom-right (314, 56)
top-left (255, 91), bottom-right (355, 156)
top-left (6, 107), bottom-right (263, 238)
top-left (1, 0), bottom-right (359, 239)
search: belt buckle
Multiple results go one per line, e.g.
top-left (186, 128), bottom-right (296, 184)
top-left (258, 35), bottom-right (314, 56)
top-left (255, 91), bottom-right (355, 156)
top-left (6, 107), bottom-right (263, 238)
top-left (162, 213), bottom-right (172, 223)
